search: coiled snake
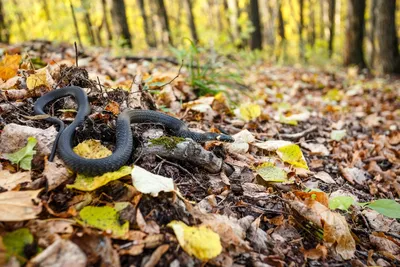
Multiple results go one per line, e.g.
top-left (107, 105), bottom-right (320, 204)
top-left (34, 86), bottom-right (234, 176)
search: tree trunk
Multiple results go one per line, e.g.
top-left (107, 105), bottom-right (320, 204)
top-left (319, 0), bottom-right (325, 39)
top-left (185, 0), bottom-right (199, 43)
top-left (368, 0), bottom-right (377, 66)
top-left (156, 0), bottom-right (173, 46)
top-left (138, 0), bottom-right (156, 47)
top-left (308, 0), bottom-right (316, 47)
top-left (69, 1), bottom-right (83, 50)
top-left (0, 0), bottom-right (9, 43)
top-left (299, 0), bottom-right (305, 60)
top-left (101, 0), bottom-right (113, 45)
top-left (343, 0), bottom-right (366, 68)
top-left (278, 2), bottom-right (285, 41)
top-left (227, 0), bottom-right (242, 47)
top-left (374, 0), bottom-right (399, 74)
top-left (249, 0), bottom-right (262, 50)
top-left (81, 0), bottom-right (96, 45)
top-left (111, 0), bottom-right (132, 48)
top-left (328, 0), bottom-right (335, 58)
top-left (41, 0), bottom-right (51, 21)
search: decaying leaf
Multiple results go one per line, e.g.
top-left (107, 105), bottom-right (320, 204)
top-left (0, 189), bottom-right (42, 221)
top-left (131, 166), bottom-right (175, 197)
top-left (168, 220), bottom-right (222, 261)
top-left (0, 170), bottom-right (31, 190)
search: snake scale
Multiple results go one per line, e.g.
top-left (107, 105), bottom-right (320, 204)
top-left (34, 86), bottom-right (234, 176)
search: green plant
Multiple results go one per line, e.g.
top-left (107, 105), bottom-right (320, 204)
top-left (169, 39), bottom-right (242, 96)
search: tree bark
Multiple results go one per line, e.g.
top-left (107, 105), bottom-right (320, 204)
top-left (185, 0), bottom-right (199, 43)
top-left (0, 0), bottom-right (9, 43)
top-left (368, 0), bottom-right (377, 66)
top-left (374, 0), bottom-right (400, 74)
top-left (111, 0), bottom-right (132, 48)
top-left (81, 0), bottom-right (96, 45)
top-left (249, 0), bottom-right (262, 50)
top-left (299, 0), bottom-right (305, 60)
top-left (343, 0), bottom-right (366, 68)
top-left (278, 2), bottom-right (285, 41)
top-left (328, 0), bottom-right (336, 58)
top-left (308, 0), bottom-right (316, 47)
top-left (138, 0), bottom-right (157, 47)
top-left (156, 0), bottom-right (173, 46)
top-left (319, 0), bottom-right (325, 39)
top-left (101, 0), bottom-right (113, 45)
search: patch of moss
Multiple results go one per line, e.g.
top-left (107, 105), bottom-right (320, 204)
top-left (150, 136), bottom-right (185, 150)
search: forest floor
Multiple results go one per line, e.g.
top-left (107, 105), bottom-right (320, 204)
top-left (0, 41), bottom-right (399, 267)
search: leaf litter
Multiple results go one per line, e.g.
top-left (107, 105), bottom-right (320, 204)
top-left (0, 41), bottom-right (399, 266)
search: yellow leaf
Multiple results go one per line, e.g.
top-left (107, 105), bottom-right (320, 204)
top-left (0, 54), bottom-right (21, 81)
top-left (276, 144), bottom-right (308, 169)
top-left (67, 166), bottom-right (132, 191)
top-left (239, 103), bottom-right (261, 121)
top-left (73, 139), bottom-right (112, 159)
top-left (168, 221), bottom-right (222, 261)
top-left (255, 162), bottom-right (288, 182)
top-left (26, 67), bottom-right (50, 90)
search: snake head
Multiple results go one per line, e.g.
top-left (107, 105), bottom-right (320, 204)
top-left (204, 132), bottom-right (235, 142)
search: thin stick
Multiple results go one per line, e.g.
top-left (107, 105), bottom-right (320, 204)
top-left (74, 42), bottom-right (79, 67)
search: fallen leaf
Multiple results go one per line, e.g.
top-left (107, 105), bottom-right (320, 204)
top-left (78, 206), bottom-right (129, 237)
top-left (3, 228), bottom-right (34, 264)
top-left (67, 166), bottom-right (132, 191)
top-left (0, 170), bottom-right (31, 190)
top-left (0, 189), bottom-right (42, 221)
top-left (330, 130), bottom-right (346, 141)
top-left (255, 163), bottom-right (288, 182)
top-left (314, 171), bottom-right (336, 184)
top-left (26, 66), bottom-right (53, 90)
top-left (301, 142), bottom-right (330, 156)
top-left (276, 144), bottom-right (308, 169)
top-left (239, 103), bottom-right (261, 121)
top-left (0, 54), bottom-right (21, 81)
top-left (2, 136), bottom-right (37, 170)
top-left (131, 166), bottom-right (175, 197)
top-left (253, 140), bottom-right (292, 151)
top-left (73, 139), bottom-right (112, 159)
top-left (168, 220), bottom-right (222, 261)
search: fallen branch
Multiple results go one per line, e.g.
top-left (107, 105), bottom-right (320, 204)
top-left (279, 125), bottom-right (318, 140)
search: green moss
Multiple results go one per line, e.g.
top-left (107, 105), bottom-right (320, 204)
top-left (150, 136), bottom-right (186, 150)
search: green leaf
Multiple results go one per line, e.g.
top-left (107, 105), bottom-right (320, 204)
top-left (3, 228), bottom-right (34, 263)
top-left (366, 199), bottom-right (400, 219)
top-left (276, 144), bottom-right (308, 169)
top-left (255, 163), bottom-right (288, 182)
top-left (3, 137), bottom-right (37, 170)
top-left (67, 166), bottom-right (132, 191)
top-left (78, 206), bottom-right (129, 237)
top-left (329, 196), bottom-right (355, 211)
top-left (330, 130), bottom-right (346, 141)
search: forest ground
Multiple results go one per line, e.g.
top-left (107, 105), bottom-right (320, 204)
top-left (0, 41), bottom-right (399, 266)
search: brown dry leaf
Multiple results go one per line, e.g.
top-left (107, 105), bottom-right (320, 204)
top-left (27, 219), bottom-right (74, 247)
top-left (27, 239), bottom-right (87, 267)
top-left (340, 167), bottom-right (369, 185)
top-left (0, 54), bottom-right (21, 81)
top-left (136, 208), bottom-right (160, 235)
top-left (301, 142), bottom-right (330, 156)
top-left (289, 197), bottom-right (356, 259)
top-left (105, 100), bottom-right (120, 115)
top-left (0, 189), bottom-right (42, 221)
top-left (369, 233), bottom-right (400, 258)
top-left (43, 156), bottom-right (72, 191)
top-left (0, 170), bottom-right (31, 190)
top-left (142, 244), bottom-right (169, 267)
top-left (294, 191), bottom-right (329, 207)
top-left (314, 171), bottom-right (336, 184)
top-left (302, 244), bottom-right (328, 260)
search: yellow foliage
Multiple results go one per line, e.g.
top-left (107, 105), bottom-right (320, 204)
top-left (239, 103), bottom-right (261, 121)
top-left (277, 144), bottom-right (308, 169)
top-left (73, 139), bottom-right (112, 159)
top-left (26, 67), bottom-right (51, 90)
top-left (168, 221), bottom-right (222, 261)
top-left (0, 54), bottom-right (21, 81)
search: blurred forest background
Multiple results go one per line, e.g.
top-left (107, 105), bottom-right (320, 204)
top-left (0, 0), bottom-right (399, 75)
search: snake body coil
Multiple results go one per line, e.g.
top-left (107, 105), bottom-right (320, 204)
top-left (34, 86), bottom-right (233, 176)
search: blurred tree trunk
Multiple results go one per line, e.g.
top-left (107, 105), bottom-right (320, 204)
top-left (156, 0), bottom-right (173, 46)
top-left (249, 0), bottom-right (262, 50)
top-left (375, 0), bottom-right (399, 74)
top-left (299, 0), bottom-right (305, 60)
top-left (101, 0), bottom-right (113, 45)
top-left (343, 0), bottom-right (366, 68)
top-left (278, 2), bottom-right (285, 41)
top-left (138, 0), bottom-right (156, 47)
top-left (0, 0), bottom-right (8, 43)
top-left (368, 0), bottom-right (377, 66)
top-left (185, 0), bottom-right (199, 43)
top-left (41, 0), bottom-right (51, 21)
top-left (111, 0), bottom-right (132, 48)
top-left (308, 0), bottom-right (316, 47)
top-left (319, 1), bottom-right (325, 39)
top-left (223, 0), bottom-right (235, 43)
top-left (11, 0), bottom-right (27, 41)
top-left (327, 0), bottom-right (335, 57)
top-left (227, 0), bottom-right (242, 47)
top-left (81, 0), bottom-right (96, 45)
